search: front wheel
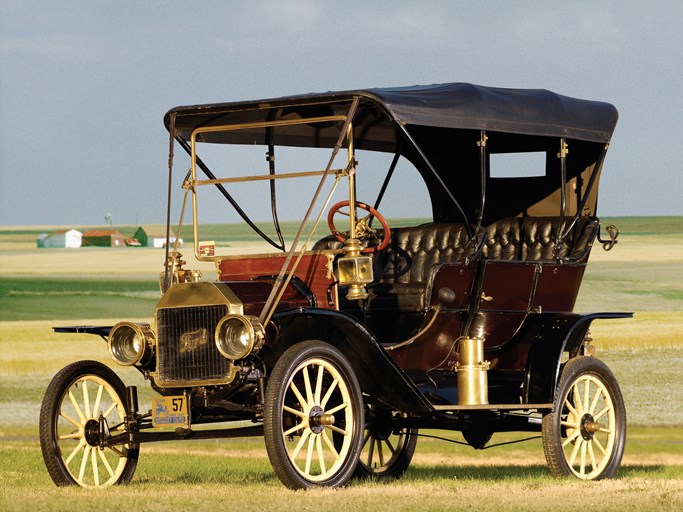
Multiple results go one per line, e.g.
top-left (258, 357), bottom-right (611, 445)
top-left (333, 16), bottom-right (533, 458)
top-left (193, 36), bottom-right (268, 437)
top-left (263, 341), bottom-right (365, 489)
top-left (39, 360), bottom-right (138, 487)
top-left (542, 356), bottom-right (626, 480)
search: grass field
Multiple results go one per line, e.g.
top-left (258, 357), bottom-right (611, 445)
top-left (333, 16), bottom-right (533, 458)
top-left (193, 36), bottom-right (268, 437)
top-left (0, 217), bottom-right (682, 510)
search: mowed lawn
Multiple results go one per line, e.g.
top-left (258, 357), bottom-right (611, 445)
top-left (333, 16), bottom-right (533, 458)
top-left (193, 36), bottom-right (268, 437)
top-left (1, 217), bottom-right (682, 510)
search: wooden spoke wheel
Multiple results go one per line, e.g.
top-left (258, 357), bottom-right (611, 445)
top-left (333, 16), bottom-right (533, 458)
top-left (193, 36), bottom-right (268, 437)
top-left (39, 360), bottom-right (138, 487)
top-left (542, 356), bottom-right (626, 480)
top-left (356, 409), bottom-right (417, 479)
top-left (264, 341), bottom-right (364, 489)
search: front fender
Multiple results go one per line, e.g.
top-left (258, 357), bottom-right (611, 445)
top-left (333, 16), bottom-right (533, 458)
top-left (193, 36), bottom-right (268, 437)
top-left (524, 312), bottom-right (633, 404)
top-left (268, 308), bottom-right (432, 413)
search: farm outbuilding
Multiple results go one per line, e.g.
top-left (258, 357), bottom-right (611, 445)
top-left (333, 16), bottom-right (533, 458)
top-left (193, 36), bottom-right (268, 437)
top-left (132, 226), bottom-right (183, 248)
top-left (81, 230), bottom-right (125, 248)
top-left (38, 229), bottom-right (82, 248)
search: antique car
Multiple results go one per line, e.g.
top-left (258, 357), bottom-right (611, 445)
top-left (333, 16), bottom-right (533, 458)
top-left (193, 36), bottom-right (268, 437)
top-left (40, 82), bottom-right (629, 489)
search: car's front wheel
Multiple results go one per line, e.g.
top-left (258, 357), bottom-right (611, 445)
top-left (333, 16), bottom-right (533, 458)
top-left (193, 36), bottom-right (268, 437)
top-left (39, 360), bottom-right (139, 487)
top-left (542, 356), bottom-right (626, 480)
top-left (263, 341), bottom-right (364, 489)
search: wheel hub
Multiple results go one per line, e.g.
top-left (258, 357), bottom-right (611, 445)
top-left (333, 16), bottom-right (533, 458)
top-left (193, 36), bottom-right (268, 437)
top-left (309, 405), bottom-right (335, 434)
top-left (580, 413), bottom-right (599, 440)
top-left (83, 419), bottom-right (101, 446)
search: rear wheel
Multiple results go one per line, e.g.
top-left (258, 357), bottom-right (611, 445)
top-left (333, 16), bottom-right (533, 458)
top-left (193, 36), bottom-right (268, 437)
top-left (39, 360), bottom-right (138, 487)
top-left (263, 341), bottom-right (364, 489)
top-left (356, 409), bottom-right (417, 479)
top-left (542, 356), bottom-right (626, 480)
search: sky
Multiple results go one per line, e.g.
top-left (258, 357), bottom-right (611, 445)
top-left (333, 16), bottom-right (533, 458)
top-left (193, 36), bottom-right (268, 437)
top-left (1, 0), bottom-right (681, 227)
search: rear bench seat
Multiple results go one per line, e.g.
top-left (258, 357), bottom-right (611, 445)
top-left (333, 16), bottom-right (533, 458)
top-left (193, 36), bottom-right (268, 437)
top-left (482, 216), bottom-right (598, 261)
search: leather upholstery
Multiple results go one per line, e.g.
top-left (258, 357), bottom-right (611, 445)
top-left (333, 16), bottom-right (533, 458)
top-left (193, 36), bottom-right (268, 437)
top-left (483, 216), bottom-right (597, 261)
top-left (315, 217), bottom-right (597, 314)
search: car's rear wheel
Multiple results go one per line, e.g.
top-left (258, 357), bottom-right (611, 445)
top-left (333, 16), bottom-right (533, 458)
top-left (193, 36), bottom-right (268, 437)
top-left (355, 409), bottom-right (417, 479)
top-left (39, 360), bottom-right (138, 487)
top-left (263, 341), bottom-right (364, 489)
top-left (542, 356), bottom-right (626, 480)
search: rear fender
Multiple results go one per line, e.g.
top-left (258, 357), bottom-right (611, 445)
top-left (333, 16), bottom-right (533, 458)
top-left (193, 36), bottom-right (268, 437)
top-left (524, 312), bottom-right (633, 404)
top-left (268, 308), bottom-right (432, 413)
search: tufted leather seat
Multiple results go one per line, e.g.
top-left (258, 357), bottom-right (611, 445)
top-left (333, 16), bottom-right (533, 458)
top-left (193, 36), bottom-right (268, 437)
top-left (314, 224), bottom-right (472, 312)
top-left (482, 216), bottom-right (598, 262)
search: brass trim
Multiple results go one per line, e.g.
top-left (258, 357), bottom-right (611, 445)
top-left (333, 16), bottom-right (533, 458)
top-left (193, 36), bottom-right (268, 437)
top-left (194, 169), bottom-right (340, 186)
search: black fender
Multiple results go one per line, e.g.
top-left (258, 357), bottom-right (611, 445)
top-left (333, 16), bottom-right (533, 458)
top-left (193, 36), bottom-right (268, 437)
top-left (524, 311), bottom-right (633, 404)
top-left (268, 308), bottom-right (432, 413)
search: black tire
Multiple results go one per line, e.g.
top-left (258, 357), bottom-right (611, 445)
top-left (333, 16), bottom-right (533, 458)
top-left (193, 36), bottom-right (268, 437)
top-left (39, 360), bottom-right (139, 487)
top-left (542, 356), bottom-right (626, 480)
top-left (263, 341), bottom-right (365, 489)
top-left (462, 428), bottom-right (493, 450)
top-left (355, 409), bottom-right (417, 480)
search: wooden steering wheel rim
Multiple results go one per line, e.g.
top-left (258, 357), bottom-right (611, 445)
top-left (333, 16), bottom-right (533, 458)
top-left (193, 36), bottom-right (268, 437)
top-left (327, 200), bottom-right (391, 254)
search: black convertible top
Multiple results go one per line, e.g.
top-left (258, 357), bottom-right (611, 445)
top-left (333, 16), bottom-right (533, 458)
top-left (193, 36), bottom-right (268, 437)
top-left (165, 82), bottom-right (618, 145)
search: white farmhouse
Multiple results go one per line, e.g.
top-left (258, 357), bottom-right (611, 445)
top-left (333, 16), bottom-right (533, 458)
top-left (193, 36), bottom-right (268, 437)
top-left (40, 229), bottom-right (83, 248)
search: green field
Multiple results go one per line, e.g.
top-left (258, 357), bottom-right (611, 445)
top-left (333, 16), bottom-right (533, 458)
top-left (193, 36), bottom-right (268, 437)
top-left (1, 217), bottom-right (682, 510)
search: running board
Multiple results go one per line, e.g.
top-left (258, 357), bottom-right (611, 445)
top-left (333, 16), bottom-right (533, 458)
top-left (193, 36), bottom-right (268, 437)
top-left (431, 403), bottom-right (553, 411)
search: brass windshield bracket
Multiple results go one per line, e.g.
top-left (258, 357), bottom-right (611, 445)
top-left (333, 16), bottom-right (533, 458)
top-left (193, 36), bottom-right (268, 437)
top-left (557, 140), bottom-right (569, 158)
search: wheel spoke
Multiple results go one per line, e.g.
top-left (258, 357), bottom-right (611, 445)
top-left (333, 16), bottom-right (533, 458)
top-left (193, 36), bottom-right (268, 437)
top-left (320, 377), bottom-right (339, 409)
top-left (58, 432), bottom-right (83, 441)
top-left (93, 383), bottom-right (104, 418)
top-left (568, 437), bottom-right (582, 467)
top-left (291, 429), bottom-right (311, 461)
top-left (572, 385), bottom-right (584, 414)
top-left (587, 441), bottom-right (598, 471)
top-left (593, 406), bottom-right (611, 422)
top-left (284, 420), bottom-right (307, 437)
top-left (98, 449), bottom-right (115, 478)
top-left (103, 401), bottom-right (118, 419)
top-left (316, 435), bottom-right (326, 474)
top-left (65, 439), bottom-right (86, 465)
top-left (321, 430), bottom-right (341, 461)
top-left (583, 380), bottom-right (590, 418)
top-left (565, 398), bottom-right (580, 419)
top-left (560, 419), bottom-right (580, 429)
top-left (377, 439), bottom-right (385, 467)
top-left (91, 447), bottom-right (100, 486)
top-left (314, 364), bottom-right (324, 404)
top-left (69, 390), bottom-right (86, 424)
top-left (78, 445), bottom-right (90, 483)
top-left (289, 381), bottom-right (308, 409)
top-left (361, 430), bottom-right (371, 449)
top-left (562, 429), bottom-right (582, 448)
top-left (579, 439), bottom-right (588, 477)
top-left (385, 436), bottom-right (397, 455)
top-left (325, 402), bottom-right (348, 416)
top-left (327, 424), bottom-right (348, 436)
top-left (60, 411), bottom-right (82, 430)
top-left (82, 381), bottom-right (91, 419)
top-left (593, 435), bottom-right (608, 456)
top-left (283, 405), bottom-right (307, 419)
top-left (302, 365), bottom-right (314, 406)
top-left (366, 436), bottom-right (375, 466)
top-left (589, 386), bottom-right (603, 414)
top-left (304, 433), bottom-right (316, 474)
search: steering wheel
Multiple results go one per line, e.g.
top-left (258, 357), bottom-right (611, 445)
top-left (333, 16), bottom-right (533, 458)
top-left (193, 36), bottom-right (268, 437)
top-left (327, 200), bottom-right (391, 254)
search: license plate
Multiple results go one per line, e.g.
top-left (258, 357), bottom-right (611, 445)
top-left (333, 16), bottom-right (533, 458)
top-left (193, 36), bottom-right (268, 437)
top-left (152, 395), bottom-right (189, 428)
